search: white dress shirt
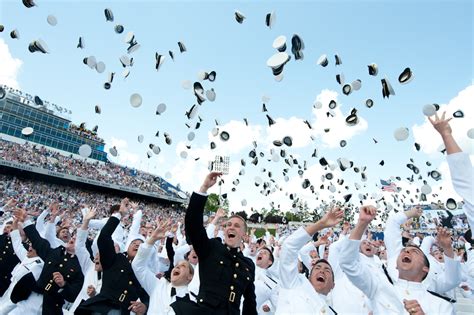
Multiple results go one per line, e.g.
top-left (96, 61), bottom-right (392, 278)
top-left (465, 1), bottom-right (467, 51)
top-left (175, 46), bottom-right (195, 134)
top-left (132, 242), bottom-right (189, 314)
top-left (0, 229), bottom-right (44, 315)
top-left (384, 211), bottom-right (462, 295)
top-left (339, 238), bottom-right (454, 315)
top-left (276, 227), bottom-right (334, 315)
top-left (255, 266), bottom-right (279, 314)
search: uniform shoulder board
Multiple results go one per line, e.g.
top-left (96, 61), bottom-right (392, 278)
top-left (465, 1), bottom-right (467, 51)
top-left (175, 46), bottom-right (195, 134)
top-left (427, 290), bottom-right (456, 303)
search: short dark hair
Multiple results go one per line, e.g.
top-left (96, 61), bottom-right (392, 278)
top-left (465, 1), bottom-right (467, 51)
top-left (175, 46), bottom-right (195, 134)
top-left (259, 247), bottom-right (274, 264)
top-left (109, 204), bottom-right (120, 215)
top-left (310, 259), bottom-right (334, 280)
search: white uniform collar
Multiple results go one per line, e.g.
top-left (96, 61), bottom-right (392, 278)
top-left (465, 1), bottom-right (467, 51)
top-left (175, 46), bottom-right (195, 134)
top-left (395, 278), bottom-right (425, 291)
top-left (173, 285), bottom-right (189, 298)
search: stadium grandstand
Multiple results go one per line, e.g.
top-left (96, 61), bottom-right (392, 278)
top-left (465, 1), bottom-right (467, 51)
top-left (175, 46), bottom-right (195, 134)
top-left (0, 85), bottom-right (187, 204)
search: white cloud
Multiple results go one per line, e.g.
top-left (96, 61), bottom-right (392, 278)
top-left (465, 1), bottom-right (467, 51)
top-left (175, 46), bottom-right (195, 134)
top-left (412, 85), bottom-right (474, 155)
top-left (167, 89), bottom-right (370, 213)
top-left (106, 137), bottom-right (141, 167)
top-left (207, 120), bottom-right (263, 155)
top-left (311, 89), bottom-right (369, 148)
top-left (0, 39), bottom-right (22, 89)
top-left (265, 117), bottom-right (313, 148)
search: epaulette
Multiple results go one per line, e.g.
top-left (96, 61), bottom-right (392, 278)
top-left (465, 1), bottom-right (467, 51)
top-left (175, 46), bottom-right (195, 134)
top-left (427, 290), bottom-right (456, 303)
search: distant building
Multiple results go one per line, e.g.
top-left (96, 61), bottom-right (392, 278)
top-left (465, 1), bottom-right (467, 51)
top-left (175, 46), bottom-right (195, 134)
top-left (0, 85), bottom-right (107, 161)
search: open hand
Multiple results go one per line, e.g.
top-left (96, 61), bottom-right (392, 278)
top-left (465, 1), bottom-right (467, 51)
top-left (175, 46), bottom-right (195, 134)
top-left (428, 111), bottom-right (452, 137)
top-left (84, 207), bottom-right (97, 221)
top-left (436, 227), bottom-right (452, 251)
top-left (358, 205), bottom-right (377, 224)
top-left (406, 206), bottom-right (423, 219)
top-left (130, 201), bottom-right (139, 213)
top-left (13, 208), bottom-right (28, 223)
top-left (320, 207), bottom-right (344, 228)
top-left (148, 219), bottom-right (170, 243)
top-left (215, 208), bottom-right (226, 219)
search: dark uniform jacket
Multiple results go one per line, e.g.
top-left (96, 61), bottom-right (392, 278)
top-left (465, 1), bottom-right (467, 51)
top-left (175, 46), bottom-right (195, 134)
top-left (24, 223), bottom-right (84, 315)
top-left (184, 193), bottom-right (257, 315)
top-left (0, 233), bottom-right (20, 296)
top-left (75, 215), bottom-right (149, 315)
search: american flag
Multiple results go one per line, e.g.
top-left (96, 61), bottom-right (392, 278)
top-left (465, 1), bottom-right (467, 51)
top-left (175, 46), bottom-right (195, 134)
top-left (380, 179), bottom-right (398, 192)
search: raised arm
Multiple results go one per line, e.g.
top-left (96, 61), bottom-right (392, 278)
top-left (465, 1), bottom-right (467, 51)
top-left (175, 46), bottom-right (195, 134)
top-left (428, 112), bottom-right (462, 155)
top-left (14, 208), bottom-right (53, 261)
top-left (175, 222), bottom-right (186, 246)
top-left (430, 113), bottom-right (474, 227)
top-left (420, 235), bottom-right (435, 256)
top-left (10, 217), bottom-right (27, 262)
top-left (446, 152), bottom-right (474, 205)
top-left (206, 208), bottom-right (225, 239)
top-left (298, 240), bottom-right (318, 271)
top-left (173, 243), bottom-right (191, 266)
top-left (128, 202), bottom-right (142, 241)
top-left (44, 221), bottom-right (64, 249)
top-left (98, 198), bottom-right (129, 270)
top-left (328, 231), bottom-right (349, 278)
top-left (385, 207), bottom-right (423, 262)
top-left (339, 206), bottom-right (381, 299)
top-left (35, 208), bottom-right (49, 236)
top-left (465, 243), bottom-right (474, 279)
top-left (75, 208), bottom-right (96, 273)
top-left (279, 207), bottom-right (343, 289)
top-left (44, 202), bottom-right (64, 248)
top-left (427, 227), bottom-right (462, 294)
top-left (132, 243), bottom-right (159, 295)
top-left (132, 219), bottom-right (167, 295)
top-left (185, 172), bottom-right (221, 259)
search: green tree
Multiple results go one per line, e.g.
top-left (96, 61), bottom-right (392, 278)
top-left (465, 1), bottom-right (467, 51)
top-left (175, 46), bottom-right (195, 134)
top-left (205, 193), bottom-right (229, 213)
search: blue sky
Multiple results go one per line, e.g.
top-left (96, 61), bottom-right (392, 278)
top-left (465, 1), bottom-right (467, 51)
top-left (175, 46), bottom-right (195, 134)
top-left (0, 0), bottom-right (472, 214)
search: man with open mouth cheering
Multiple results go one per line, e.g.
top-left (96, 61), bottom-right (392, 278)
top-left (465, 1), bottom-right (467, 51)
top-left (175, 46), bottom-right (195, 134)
top-left (183, 172), bottom-right (257, 314)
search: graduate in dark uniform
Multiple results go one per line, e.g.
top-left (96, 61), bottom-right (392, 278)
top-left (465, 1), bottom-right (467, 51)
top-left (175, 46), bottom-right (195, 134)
top-left (14, 207), bottom-right (84, 315)
top-left (75, 198), bottom-right (149, 315)
top-left (183, 172), bottom-right (257, 315)
top-left (0, 220), bottom-right (20, 297)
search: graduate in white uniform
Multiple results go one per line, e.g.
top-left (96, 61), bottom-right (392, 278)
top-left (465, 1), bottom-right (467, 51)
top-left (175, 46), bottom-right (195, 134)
top-left (419, 234), bottom-right (461, 298)
top-left (328, 222), bottom-right (374, 315)
top-left (66, 208), bottom-right (103, 314)
top-left (254, 247), bottom-right (279, 314)
top-left (428, 111), bottom-right (474, 228)
top-left (0, 217), bottom-right (44, 315)
top-left (339, 205), bottom-right (454, 315)
top-left (384, 207), bottom-right (461, 296)
top-left (276, 207), bottom-right (344, 315)
top-left (132, 220), bottom-right (194, 314)
top-left (43, 202), bottom-right (69, 249)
